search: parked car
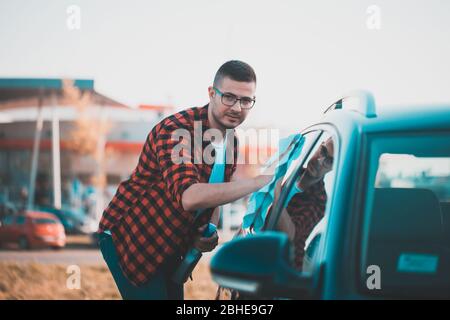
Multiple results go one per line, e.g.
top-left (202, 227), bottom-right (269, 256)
top-left (211, 91), bottom-right (450, 299)
top-left (36, 205), bottom-right (88, 235)
top-left (0, 211), bottom-right (66, 249)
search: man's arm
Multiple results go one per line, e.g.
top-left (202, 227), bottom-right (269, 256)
top-left (182, 174), bottom-right (272, 212)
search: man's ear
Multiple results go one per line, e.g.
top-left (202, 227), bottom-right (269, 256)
top-left (208, 86), bottom-right (215, 100)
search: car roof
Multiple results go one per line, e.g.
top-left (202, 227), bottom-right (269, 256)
top-left (320, 104), bottom-right (450, 135)
top-left (24, 211), bottom-right (59, 219)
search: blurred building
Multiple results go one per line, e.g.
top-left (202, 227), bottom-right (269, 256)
top-left (0, 78), bottom-right (278, 233)
top-left (0, 78), bottom-right (174, 229)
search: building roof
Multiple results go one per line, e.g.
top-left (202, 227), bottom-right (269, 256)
top-left (0, 78), bottom-right (129, 110)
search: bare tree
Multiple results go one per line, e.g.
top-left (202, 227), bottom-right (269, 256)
top-left (62, 79), bottom-right (112, 217)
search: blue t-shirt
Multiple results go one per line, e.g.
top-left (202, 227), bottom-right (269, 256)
top-left (209, 136), bottom-right (227, 184)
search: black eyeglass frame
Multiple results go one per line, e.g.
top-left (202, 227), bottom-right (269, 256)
top-left (213, 87), bottom-right (256, 109)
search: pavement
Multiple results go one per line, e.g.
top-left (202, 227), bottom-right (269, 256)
top-left (0, 230), bottom-right (237, 265)
top-left (0, 247), bottom-right (104, 265)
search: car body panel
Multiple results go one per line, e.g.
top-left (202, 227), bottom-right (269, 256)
top-left (0, 211), bottom-right (66, 249)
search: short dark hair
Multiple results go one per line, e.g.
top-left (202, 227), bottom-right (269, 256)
top-left (213, 60), bottom-right (256, 87)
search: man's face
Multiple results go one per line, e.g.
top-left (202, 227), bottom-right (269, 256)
top-left (305, 139), bottom-right (334, 180)
top-left (208, 77), bottom-right (256, 129)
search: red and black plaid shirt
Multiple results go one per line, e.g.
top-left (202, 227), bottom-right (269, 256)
top-left (286, 180), bottom-right (327, 270)
top-left (98, 104), bottom-right (238, 286)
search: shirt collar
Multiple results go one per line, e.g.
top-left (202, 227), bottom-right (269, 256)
top-left (199, 104), bottom-right (211, 131)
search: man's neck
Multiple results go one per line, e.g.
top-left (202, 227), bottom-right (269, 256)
top-left (207, 106), bottom-right (227, 137)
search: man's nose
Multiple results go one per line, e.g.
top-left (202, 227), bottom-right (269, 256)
top-left (318, 157), bottom-right (324, 166)
top-left (230, 101), bottom-right (242, 113)
top-left (318, 157), bottom-right (328, 169)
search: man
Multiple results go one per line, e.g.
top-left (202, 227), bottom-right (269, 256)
top-left (97, 60), bottom-right (272, 299)
top-left (276, 138), bottom-right (334, 270)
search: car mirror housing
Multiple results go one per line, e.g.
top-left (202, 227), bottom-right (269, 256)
top-left (210, 231), bottom-right (312, 298)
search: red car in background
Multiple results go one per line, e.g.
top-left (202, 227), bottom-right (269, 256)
top-left (0, 211), bottom-right (66, 249)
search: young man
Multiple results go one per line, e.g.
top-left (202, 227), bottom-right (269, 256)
top-left (97, 60), bottom-right (272, 299)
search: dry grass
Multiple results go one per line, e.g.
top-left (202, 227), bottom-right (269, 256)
top-left (65, 235), bottom-right (94, 246)
top-left (184, 261), bottom-right (220, 300)
top-left (0, 234), bottom-right (225, 300)
top-left (0, 262), bottom-right (120, 300)
top-left (0, 260), bottom-right (218, 300)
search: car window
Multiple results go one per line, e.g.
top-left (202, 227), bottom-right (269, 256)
top-left (361, 133), bottom-right (450, 298)
top-left (15, 216), bottom-right (26, 225)
top-left (34, 218), bottom-right (57, 224)
top-left (0, 202), bottom-right (17, 216)
top-left (280, 131), bottom-right (322, 186)
top-left (1, 215), bottom-right (15, 226)
top-left (236, 131), bottom-right (322, 239)
top-left (265, 131), bottom-right (337, 274)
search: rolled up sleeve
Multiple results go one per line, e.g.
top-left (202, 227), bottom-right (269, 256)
top-left (156, 123), bottom-right (200, 208)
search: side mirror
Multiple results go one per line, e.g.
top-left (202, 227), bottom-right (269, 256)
top-left (210, 231), bottom-right (312, 298)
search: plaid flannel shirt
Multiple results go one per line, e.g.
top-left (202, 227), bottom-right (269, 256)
top-left (286, 180), bottom-right (327, 270)
top-left (98, 104), bottom-right (238, 286)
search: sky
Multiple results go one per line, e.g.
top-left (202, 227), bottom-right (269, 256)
top-left (1, 0), bottom-right (450, 131)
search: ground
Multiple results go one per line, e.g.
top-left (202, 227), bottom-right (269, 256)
top-left (0, 260), bottom-right (218, 300)
top-left (0, 234), bottom-right (230, 300)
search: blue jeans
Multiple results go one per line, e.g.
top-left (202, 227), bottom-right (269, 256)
top-left (98, 232), bottom-right (184, 300)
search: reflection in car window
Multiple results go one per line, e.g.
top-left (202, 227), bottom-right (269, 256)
top-left (259, 131), bottom-right (321, 229)
top-left (235, 131), bottom-right (321, 237)
top-left (303, 232), bottom-right (321, 274)
top-left (281, 131), bottom-right (322, 186)
top-left (238, 131), bottom-right (321, 236)
top-left (273, 133), bottom-right (336, 272)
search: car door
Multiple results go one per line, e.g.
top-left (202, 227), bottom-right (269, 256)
top-left (0, 216), bottom-right (16, 243)
top-left (13, 216), bottom-right (27, 241)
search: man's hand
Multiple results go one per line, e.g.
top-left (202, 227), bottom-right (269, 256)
top-left (193, 224), bottom-right (219, 252)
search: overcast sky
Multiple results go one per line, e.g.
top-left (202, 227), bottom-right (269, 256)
top-left (1, 0), bottom-right (449, 131)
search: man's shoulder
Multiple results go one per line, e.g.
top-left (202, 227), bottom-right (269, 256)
top-left (155, 105), bottom-right (206, 132)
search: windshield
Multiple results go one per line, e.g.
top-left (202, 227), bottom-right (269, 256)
top-left (34, 218), bottom-right (58, 224)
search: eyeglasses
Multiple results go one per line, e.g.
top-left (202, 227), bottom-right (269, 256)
top-left (213, 87), bottom-right (256, 109)
top-left (319, 144), bottom-right (334, 168)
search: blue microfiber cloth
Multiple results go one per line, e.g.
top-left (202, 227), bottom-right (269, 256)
top-left (242, 133), bottom-right (305, 231)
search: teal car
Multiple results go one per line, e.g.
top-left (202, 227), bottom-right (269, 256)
top-left (211, 91), bottom-right (450, 299)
